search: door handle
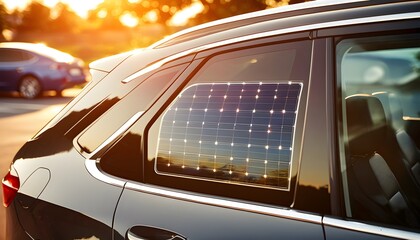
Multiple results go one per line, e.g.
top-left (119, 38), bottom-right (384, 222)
top-left (126, 225), bottom-right (187, 240)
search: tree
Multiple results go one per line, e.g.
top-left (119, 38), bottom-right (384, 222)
top-left (193, 0), bottom-right (312, 24)
top-left (0, 3), bottom-right (7, 41)
top-left (86, 0), bottom-right (313, 30)
top-left (194, 0), bottom-right (266, 24)
top-left (17, 2), bottom-right (51, 32)
top-left (88, 0), bottom-right (133, 29)
top-left (134, 0), bottom-right (194, 25)
top-left (50, 3), bottom-right (82, 33)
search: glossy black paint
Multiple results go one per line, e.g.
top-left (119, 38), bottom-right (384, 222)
top-left (13, 193), bottom-right (112, 239)
top-left (4, 1), bottom-right (420, 239)
top-left (324, 225), bottom-right (396, 240)
top-left (114, 187), bottom-right (325, 240)
top-left (8, 148), bottom-right (123, 239)
top-left (126, 225), bottom-right (187, 240)
top-left (5, 202), bottom-right (30, 240)
top-left (293, 38), bottom-right (331, 214)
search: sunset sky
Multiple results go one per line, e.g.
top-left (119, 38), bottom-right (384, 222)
top-left (2, 0), bottom-right (205, 26)
top-left (3, 0), bottom-right (103, 18)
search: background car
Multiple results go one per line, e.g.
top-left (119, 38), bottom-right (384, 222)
top-left (2, 1), bottom-right (420, 240)
top-left (0, 42), bottom-right (87, 99)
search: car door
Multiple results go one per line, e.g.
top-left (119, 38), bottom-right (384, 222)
top-left (111, 35), bottom-right (327, 239)
top-left (324, 22), bottom-right (420, 239)
top-left (0, 49), bottom-right (33, 90)
top-left (10, 56), bottom-right (195, 239)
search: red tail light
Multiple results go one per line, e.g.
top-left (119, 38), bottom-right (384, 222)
top-left (49, 62), bottom-right (66, 71)
top-left (2, 168), bottom-right (20, 207)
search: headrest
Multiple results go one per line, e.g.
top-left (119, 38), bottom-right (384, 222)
top-left (373, 92), bottom-right (404, 130)
top-left (346, 94), bottom-right (387, 155)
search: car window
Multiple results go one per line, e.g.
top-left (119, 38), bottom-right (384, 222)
top-left (74, 64), bottom-right (189, 181)
top-left (147, 40), bottom-right (311, 206)
top-left (337, 33), bottom-right (420, 231)
top-left (77, 64), bottom-right (189, 155)
top-left (157, 82), bottom-right (301, 190)
top-left (0, 49), bottom-right (33, 62)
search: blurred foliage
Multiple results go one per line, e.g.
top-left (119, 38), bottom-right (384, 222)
top-left (0, 3), bottom-right (7, 41)
top-left (89, 0), bottom-right (309, 27)
top-left (17, 2), bottom-right (51, 32)
top-left (195, 0), bottom-right (266, 24)
top-left (50, 3), bottom-right (83, 33)
top-left (14, 2), bottom-right (82, 33)
top-left (0, 0), bottom-right (311, 62)
top-left (2, 0), bottom-right (312, 33)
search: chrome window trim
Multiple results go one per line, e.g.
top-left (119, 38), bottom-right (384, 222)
top-left (123, 12), bottom-right (420, 83)
top-left (85, 159), bottom-right (126, 187)
top-left (403, 116), bottom-right (420, 121)
top-left (149, 0), bottom-right (367, 49)
top-left (125, 181), bottom-right (321, 224)
top-left (85, 156), bottom-right (321, 224)
top-left (86, 111), bottom-right (144, 158)
top-left (323, 217), bottom-right (420, 240)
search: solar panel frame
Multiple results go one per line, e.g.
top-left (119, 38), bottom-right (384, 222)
top-left (156, 81), bottom-right (303, 191)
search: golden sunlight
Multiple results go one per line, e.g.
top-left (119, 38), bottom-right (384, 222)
top-left (3, 0), bottom-right (30, 11)
top-left (143, 10), bottom-right (159, 23)
top-left (169, 1), bottom-right (204, 26)
top-left (3, 0), bottom-right (104, 18)
top-left (119, 12), bottom-right (139, 28)
top-left (3, 0), bottom-right (208, 27)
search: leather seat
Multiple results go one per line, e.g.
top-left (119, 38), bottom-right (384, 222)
top-left (374, 92), bottom-right (420, 187)
top-left (345, 94), bottom-right (420, 228)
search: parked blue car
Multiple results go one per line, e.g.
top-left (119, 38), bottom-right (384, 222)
top-left (0, 42), bottom-right (87, 98)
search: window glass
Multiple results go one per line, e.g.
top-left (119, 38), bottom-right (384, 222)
top-left (149, 40), bottom-right (311, 200)
top-left (341, 38), bottom-right (420, 119)
top-left (156, 82), bottom-right (302, 189)
top-left (20, 51), bottom-right (34, 61)
top-left (0, 49), bottom-right (32, 62)
top-left (337, 33), bottom-right (420, 230)
top-left (193, 49), bottom-right (296, 83)
top-left (77, 64), bottom-right (188, 154)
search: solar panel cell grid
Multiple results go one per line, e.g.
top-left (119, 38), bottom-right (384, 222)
top-left (157, 82), bottom-right (302, 190)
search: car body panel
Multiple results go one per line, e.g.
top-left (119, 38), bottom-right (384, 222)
top-left (7, 149), bottom-right (123, 239)
top-left (323, 217), bottom-right (420, 240)
top-left (3, 1), bottom-right (420, 239)
top-left (114, 184), bottom-right (324, 240)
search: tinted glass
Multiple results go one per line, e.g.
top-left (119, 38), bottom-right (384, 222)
top-left (148, 40), bottom-right (311, 205)
top-left (78, 64), bottom-right (188, 154)
top-left (157, 82), bottom-right (302, 189)
top-left (0, 49), bottom-right (33, 62)
top-left (337, 33), bottom-right (420, 230)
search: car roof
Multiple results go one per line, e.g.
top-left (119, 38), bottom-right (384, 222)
top-left (90, 0), bottom-right (419, 77)
top-left (0, 42), bottom-right (75, 62)
top-left (150, 0), bottom-right (412, 49)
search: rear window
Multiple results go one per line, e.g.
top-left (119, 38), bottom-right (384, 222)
top-left (77, 64), bottom-right (189, 155)
top-left (0, 49), bottom-right (34, 62)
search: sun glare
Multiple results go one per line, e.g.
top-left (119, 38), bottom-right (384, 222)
top-left (169, 1), bottom-right (204, 26)
top-left (3, 0), bottom-right (104, 19)
top-left (3, 0), bottom-right (205, 26)
top-left (3, 0), bottom-right (30, 11)
top-left (119, 12), bottom-right (139, 28)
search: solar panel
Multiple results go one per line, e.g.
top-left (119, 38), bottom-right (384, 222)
top-left (156, 82), bottom-right (302, 190)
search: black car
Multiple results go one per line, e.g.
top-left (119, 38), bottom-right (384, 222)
top-left (3, 0), bottom-right (420, 239)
